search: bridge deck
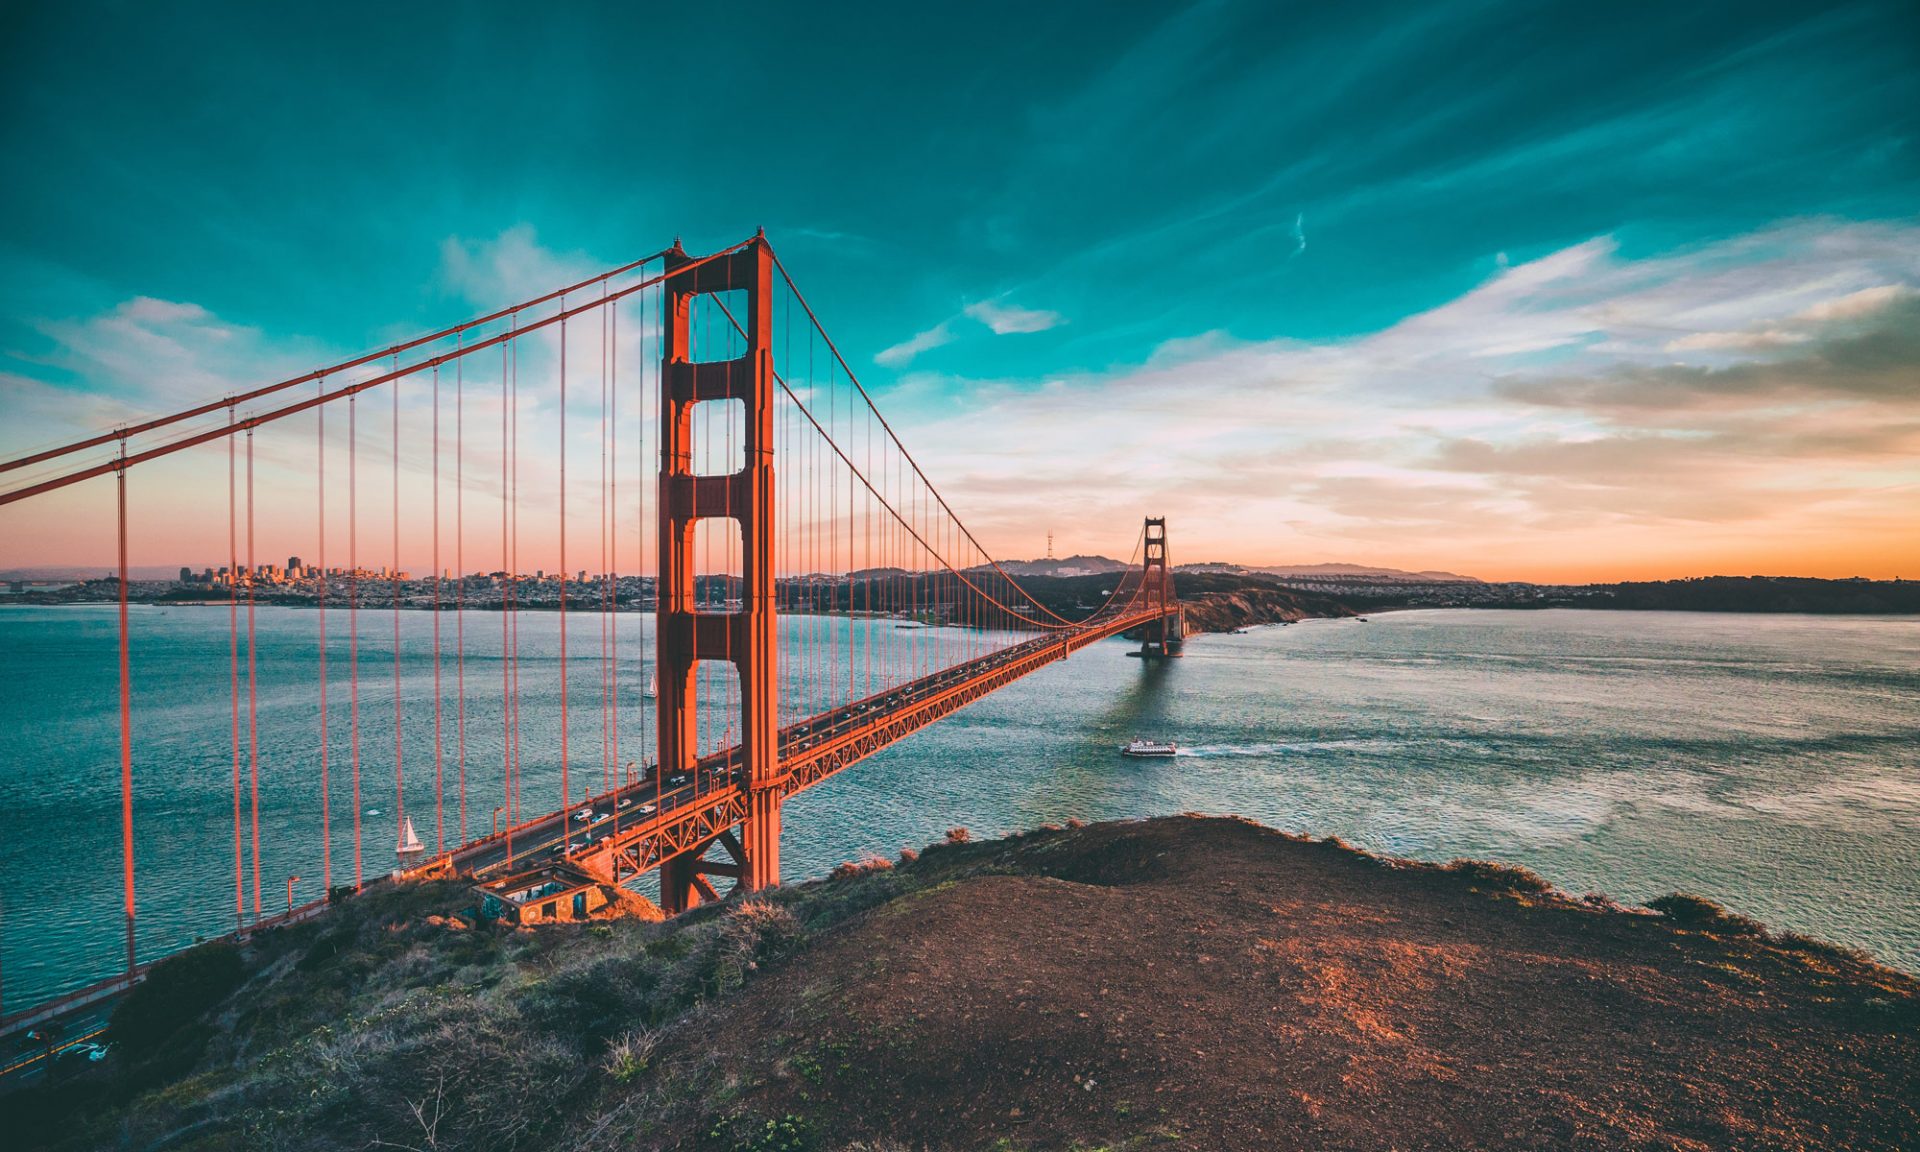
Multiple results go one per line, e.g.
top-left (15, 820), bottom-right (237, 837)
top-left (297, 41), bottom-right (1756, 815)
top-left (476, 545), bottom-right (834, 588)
top-left (410, 606), bottom-right (1174, 890)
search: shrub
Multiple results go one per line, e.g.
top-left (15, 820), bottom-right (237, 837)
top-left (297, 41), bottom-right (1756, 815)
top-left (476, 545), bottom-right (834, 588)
top-left (711, 1112), bottom-right (814, 1152)
top-left (1443, 859), bottom-right (1553, 893)
top-left (944, 827), bottom-right (972, 844)
top-left (829, 854), bottom-right (893, 881)
top-left (691, 901), bottom-right (804, 1001)
top-left (603, 1027), bottom-right (661, 1083)
top-left (1648, 893), bottom-right (1765, 935)
top-left (520, 953), bottom-right (659, 1044)
top-left (1773, 931), bottom-right (1872, 962)
top-left (724, 900), bottom-right (803, 961)
top-left (107, 939), bottom-right (246, 1058)
top-left (896, 847), bottom-right (919, 864)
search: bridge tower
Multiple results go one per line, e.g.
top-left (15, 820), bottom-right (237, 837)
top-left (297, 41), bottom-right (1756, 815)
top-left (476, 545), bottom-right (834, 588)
top-left (1138, 516), bottom-right (1183, 658)
top-left (656, 235), bottom-right (783, 912)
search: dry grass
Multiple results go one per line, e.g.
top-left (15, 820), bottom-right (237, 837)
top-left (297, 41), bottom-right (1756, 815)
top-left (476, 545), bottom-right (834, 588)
top-left (8, 818), bottom-right (1914, 1152)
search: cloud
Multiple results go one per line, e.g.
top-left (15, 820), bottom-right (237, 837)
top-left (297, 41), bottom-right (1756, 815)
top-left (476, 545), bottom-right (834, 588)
top-left (964, 299), bottom-right (1065, 335)
top-left (882, 218), bottom-right (1920, 579)
top-left (1661, 283), bottom-right (1914, 353)
top-left (4, 225), bottom-right (670, 573)
top-left (874, 295), bottom-right (1067, 367)
top-left (1501, 294), bottom-right (1920, 413)
top-left (439, 224), bottom-right (600, 309)
top-left (875, 321), bottom-right (955, 367)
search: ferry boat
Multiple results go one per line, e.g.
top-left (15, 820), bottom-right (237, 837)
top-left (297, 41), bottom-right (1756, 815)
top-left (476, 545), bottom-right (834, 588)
top-left (396, 816), bottom-right (425, 856)
top-left (1119, 738), bottom-right (1178, 758)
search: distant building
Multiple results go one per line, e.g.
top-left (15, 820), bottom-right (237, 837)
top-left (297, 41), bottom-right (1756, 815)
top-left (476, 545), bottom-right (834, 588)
top-left (179, 566), bottom-right (192, 583)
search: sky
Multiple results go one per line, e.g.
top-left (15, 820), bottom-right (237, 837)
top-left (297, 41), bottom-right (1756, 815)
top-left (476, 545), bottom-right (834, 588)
top-left (1, 0), bottom-right (1917, 582)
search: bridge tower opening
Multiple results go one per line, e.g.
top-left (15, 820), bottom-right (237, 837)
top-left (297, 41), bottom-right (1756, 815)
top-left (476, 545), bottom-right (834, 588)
top-left (656, 234), bottom-right (783, 912)
top-left (1137, 516), bottom-right (1184, 658)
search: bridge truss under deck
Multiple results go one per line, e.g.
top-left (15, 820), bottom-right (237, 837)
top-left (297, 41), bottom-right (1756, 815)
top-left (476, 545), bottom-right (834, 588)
top-left (423, 602), bottom-right (1178, 911)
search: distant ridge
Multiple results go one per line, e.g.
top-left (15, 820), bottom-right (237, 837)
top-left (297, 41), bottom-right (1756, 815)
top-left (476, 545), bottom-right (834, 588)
top-left (992, 554), bottom-right (1134, 577)
top-left (1178, 561), bottom-right (1482, 584)
top-left (0, 565), bottom-right (184, 582)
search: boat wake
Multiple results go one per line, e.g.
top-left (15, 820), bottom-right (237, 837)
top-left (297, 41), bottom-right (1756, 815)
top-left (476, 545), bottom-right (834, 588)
top-left (1176, 737), bottom-right (1404, 758)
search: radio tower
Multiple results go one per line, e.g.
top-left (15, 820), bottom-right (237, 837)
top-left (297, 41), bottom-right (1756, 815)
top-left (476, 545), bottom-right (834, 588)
top-left (1046, 531), bottom-right (1054, 561)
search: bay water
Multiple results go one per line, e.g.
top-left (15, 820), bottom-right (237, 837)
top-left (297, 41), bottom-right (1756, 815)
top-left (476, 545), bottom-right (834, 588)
top-left (1, 605), bottom-right (1915, 1009)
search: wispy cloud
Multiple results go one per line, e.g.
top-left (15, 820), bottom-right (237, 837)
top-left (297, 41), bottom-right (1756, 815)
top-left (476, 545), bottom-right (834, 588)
top-left (890, 218), bottom-right (1920, 579)
top-left (875, 296), bottom-right (1066, 368)
top-left (875, 321), bottom-right (955, 367)
top-left (964, 299), bottom-right (1065, 335)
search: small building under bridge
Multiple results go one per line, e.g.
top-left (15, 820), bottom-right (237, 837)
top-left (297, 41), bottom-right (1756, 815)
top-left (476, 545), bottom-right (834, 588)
top-left (474, 863), bottom-right (661, 926)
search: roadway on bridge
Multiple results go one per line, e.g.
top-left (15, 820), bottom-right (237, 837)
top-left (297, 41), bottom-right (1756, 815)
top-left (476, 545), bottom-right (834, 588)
top-left (445, 609), bottom-right (1167, 882)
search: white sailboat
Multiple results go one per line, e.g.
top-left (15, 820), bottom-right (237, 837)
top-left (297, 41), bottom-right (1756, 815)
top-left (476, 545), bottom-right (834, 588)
top-left (396, 816), bottom-right (425, 855)
top-left (643, 670), bottom-right (657, 699)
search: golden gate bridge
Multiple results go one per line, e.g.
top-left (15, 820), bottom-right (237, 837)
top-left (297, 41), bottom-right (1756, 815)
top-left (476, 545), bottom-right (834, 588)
top-left (0, 233), bottom-right (1181, 1029)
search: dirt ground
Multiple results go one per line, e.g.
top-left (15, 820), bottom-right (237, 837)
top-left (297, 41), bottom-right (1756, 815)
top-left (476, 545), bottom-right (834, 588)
top-left (654, 816), bottom-right (1919, 1151)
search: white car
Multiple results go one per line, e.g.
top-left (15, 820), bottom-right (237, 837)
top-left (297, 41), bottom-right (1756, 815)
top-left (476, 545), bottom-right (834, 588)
top-left (572, 808), bottom-right (593, 822)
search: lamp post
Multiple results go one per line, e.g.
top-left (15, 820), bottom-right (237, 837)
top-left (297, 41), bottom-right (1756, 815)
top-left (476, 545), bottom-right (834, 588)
top-left (286, 875), bottom-right (300, 917)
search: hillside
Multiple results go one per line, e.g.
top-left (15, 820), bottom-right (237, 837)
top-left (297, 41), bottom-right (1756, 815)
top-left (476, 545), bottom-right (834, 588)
top-left (1182, 562), bottom-right (1482, 583)
top-left (1009, 571), bottom-right (1355, 634)
top-left (1173, 582), bottom-right (1357, 631)
top-left (8, 816), bottom-right (1914, 1151)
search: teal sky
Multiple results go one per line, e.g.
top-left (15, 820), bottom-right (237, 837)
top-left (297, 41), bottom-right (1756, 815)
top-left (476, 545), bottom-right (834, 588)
top-left (3, 1), bottom-right (1917, 578)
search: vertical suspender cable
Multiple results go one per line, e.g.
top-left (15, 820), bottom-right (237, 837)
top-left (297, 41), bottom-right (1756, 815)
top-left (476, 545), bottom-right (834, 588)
top-left (608, 289), bottom-right (618, 795)
top-left (116, 444), bottom-right (135, 977)
top-left (500, 323), bottom-right (512, 853)
top-left (392, 359), bottom-right (404, 853)
top-left (559, 304), bottom-right (569, 813)
top-left (433, 362), bottom-right (444, 853)
top-left (247, 429), bottom-right (260, 921)
top-left (510, 324), bottom-right (520, 823)
top-left (318, 379), bottom-right (331, 892)
top-left (601, 287), bottom-right (611, 792)
top-left (350, 394), bottom-right (362, 889)
top-left (228, 408), bottom-right (242, 926)
top-left (456, 334), bottom-right (467, 844)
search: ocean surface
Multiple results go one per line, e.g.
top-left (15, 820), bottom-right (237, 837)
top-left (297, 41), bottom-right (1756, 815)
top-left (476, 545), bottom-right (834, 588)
top-left (2, 605), bottom-right (1917, 1007)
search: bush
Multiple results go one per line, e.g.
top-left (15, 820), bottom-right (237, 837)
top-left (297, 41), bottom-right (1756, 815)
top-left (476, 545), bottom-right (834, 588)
top-left (603, 1027), bottom-right (660, 1083)
top-left (828, 855), bottom-right (893, 881)
top-left (709, 1112), bottom-right (814, 1152)
top-left (944, 827), bottom-right (972, 844)
top-left (107, 939), bottom-right (246, 1058)
top-left (520, 953), bottom-right (660, 1044)
top-left (1648, 893), bottom-right (1765, 935)
top-left (1443, 859), bottom-right (1553, 894)
top-left (691, 900), bottom-right (804, 1001)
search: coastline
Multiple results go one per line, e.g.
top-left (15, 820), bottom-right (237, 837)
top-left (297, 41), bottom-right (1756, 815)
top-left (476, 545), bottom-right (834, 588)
top-left (9, 815), bottom-right (1914, 1150)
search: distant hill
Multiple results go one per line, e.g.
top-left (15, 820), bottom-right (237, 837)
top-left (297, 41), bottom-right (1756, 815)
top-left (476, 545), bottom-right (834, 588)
top-left (991, 554), bottom-right (1133, 577)
top-left (1179, 561), bottom-right (1482, 584)
top-left (0, 565), bottom-right (184, 582)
